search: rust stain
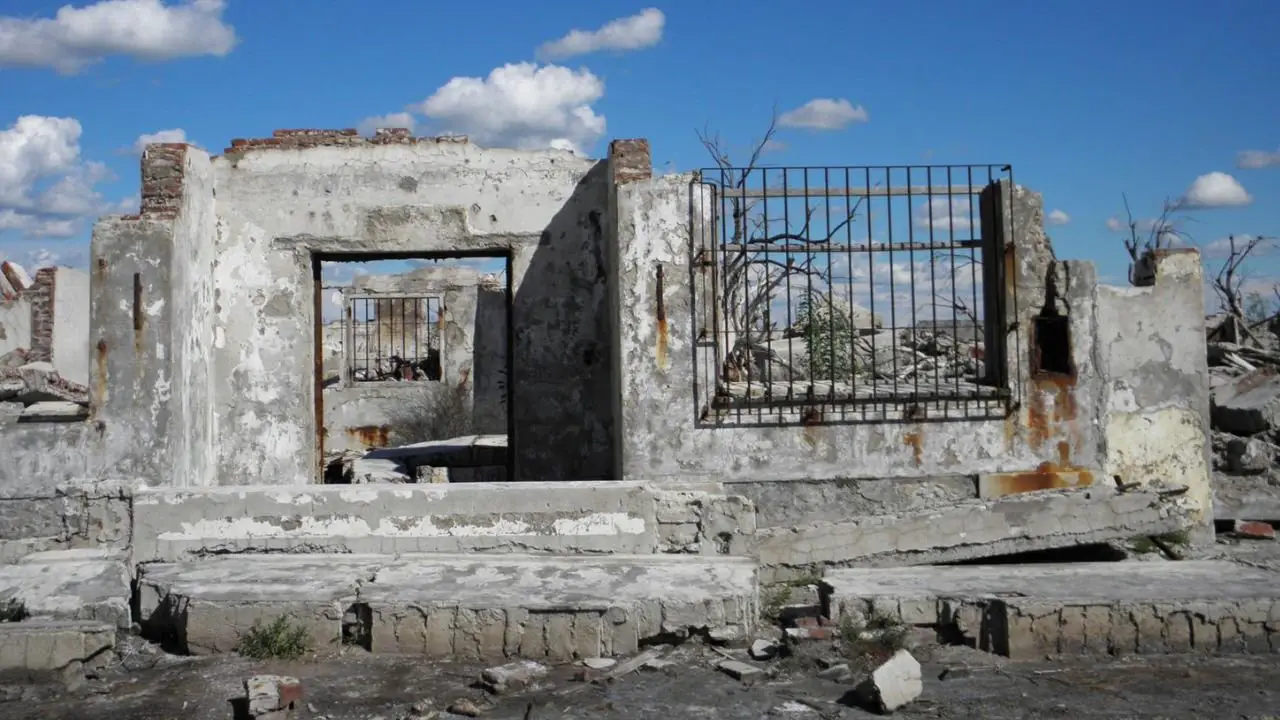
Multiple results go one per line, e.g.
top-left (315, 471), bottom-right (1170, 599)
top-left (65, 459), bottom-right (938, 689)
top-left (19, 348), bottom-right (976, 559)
top-left (132, 273), bottom-right (144, 355)
top-left (95, 257), bottom-right (107, 280)
top-left (1057, 440), bottom-right (1072, 467)
top-left (1026, 372), bottom-right (1077, 450)
top-left (801, 406), bottom-right (822, 448)
top-left (984, 461), bottom-right (1095, 498)
top-left (92, 339), bottom-right (108, 413)
top-left (902, 430), bottom-right (923, 467)
top-left (346, 425), bottom-right (390, 449)
top-left (655, 263), bottom-right (668, 370)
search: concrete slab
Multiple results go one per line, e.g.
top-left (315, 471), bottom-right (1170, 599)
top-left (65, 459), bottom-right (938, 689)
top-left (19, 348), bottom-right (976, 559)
top-left (0, 619), bottom-right (116, 680)
top-left (0, 552), bottom-right (131, 629)
top-left (131, 482), bottom-right (661, 562)
top-left (137, 553), bottom-right (758, 660)
top-left (1213, 473), bottom-right (1280, 521)
top-left (822, 561), bottom-right (1280, 658)
top-left (365, 434), bottom-right (508, 467)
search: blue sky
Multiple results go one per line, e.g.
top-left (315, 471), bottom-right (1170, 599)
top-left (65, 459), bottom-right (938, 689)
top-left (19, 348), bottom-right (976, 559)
top-left (1, 0), bottom-right (1277, 306)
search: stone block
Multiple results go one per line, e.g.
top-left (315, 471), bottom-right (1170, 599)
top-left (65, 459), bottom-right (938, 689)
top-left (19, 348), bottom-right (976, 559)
top-left (853, 649), bottom-right (922, 714)
top-left (1212, 369), bottom-right (1280, 435)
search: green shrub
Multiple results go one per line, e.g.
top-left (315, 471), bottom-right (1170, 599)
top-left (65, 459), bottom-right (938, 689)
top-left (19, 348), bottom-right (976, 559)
top-left (237, 615), bottom-right (312, 660)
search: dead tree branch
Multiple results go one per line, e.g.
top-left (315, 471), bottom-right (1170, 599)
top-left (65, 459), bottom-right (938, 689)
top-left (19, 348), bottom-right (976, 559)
top-left (1212, 234), bottom-right (1269, 346)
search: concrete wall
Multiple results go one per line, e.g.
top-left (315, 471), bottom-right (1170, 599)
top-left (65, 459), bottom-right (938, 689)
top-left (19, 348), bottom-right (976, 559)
top-left (609, 143), bottom-right (1105, 485)
top-left (1098, 249), bottom-right (1214, 534)
top-left (50, 267), bottom-right (90, 387)
top-left (210, 130), bottom-right (612, 484)
top-left (0, 294), bottom-right (30, 359)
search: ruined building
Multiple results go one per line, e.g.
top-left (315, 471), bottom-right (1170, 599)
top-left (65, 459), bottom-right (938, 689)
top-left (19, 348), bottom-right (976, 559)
top-left (0, 127), bottom-right (1242, 671)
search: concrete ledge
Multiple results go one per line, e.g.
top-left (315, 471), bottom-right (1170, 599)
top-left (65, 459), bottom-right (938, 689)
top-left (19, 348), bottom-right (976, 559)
top-left (821, 561), bottom-right (1280, 658)
top-left (0, 619), bottom-right (116, 682)
top-left (1213, 474), bottom-right (1280, 521)
top-left (753, 484), bottom-right (1197, 583)
top-left (0, 550), bottom-right (131, 629)
top-left (137, 553), bottom-right (758, 660)
top-left (132, 482), bottom-right (662, 561)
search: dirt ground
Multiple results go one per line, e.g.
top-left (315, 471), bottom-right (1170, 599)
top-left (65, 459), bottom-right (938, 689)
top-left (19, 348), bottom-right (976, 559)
top-left (3, 636), bottom-right (1280, 720)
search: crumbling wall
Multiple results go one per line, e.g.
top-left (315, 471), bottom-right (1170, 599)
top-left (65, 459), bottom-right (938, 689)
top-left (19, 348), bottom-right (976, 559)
top-left (1097, 249), bottom-right (1214, 534)
top-left (609, 146), bottom-right (1104, 484)
top-left (211, 130), bottom-right (613, 484)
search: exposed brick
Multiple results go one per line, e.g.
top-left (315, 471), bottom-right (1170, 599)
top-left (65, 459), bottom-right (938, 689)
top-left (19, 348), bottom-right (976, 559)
top-left (221, 129), bottom-right (470, 155)
top-left (27, 268), bottom-right (55, 362)
top-left (608, 138), bottom-right (652, 185)
top-left (1234, 520), bottom-right (1276, 540)
top-left (139, 143), bottom-right (188, 218)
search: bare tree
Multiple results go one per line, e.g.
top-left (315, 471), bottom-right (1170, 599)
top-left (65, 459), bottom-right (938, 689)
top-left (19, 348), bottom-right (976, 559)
top-left (1211, 234), bottom-right (1272, 346)
top-left (1121, 193), bottom-right (1193, 284)
top-left (695, 110), bottom-right (865, 384)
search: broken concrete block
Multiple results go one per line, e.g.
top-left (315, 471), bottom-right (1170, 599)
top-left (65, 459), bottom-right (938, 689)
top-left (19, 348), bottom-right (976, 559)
top-left (350, 457), bottom-right (412, 484)
top-left (582, 657), bottom-right (616, 670)
top-left (853, 649), bottom-right (922, 714)
top-left (716, 659), bottom-right (764, 682)
top-left (1233, 520), bottom-right (1276, 540)
top-left (1213, 369), bottom-right (1280, 435)
top-left (1226, 437), bottom-right (1274, 474)
top-left (245, 675), bottom-right (303, 717)
top-left (480, 660), bottom-right (548, 694)
top-left (9, 362), bottom-right (89, 405)
top-left (19, 401), bottom-right (87, 422)
top-left (750, 638), bottom-right (779, 660)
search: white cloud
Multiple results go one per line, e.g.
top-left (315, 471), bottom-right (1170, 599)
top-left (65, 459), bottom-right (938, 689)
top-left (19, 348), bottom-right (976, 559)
top-left (357, 112), bottom-right (416, 138)
top-left (535, 8), bottom-right (664, 61)
top-left (1180, 171), bottom-right (1253, 209)
top-left (1105, 216), bottom-right (1124, 232)
top-left (1046, 209), bottom-right (1070, 226)
top-left (913, 197), bottom-right (975, 231)
top-left (131, 128), bottom-right (188, 154)
top-left (1203, 234), bottom-right (1279, 259)
top-left (1237, 147), bottom-right (1280, 170)
top-left (0, 0), bottom-right (238, 74)
top-left (778, 99), bottom-right (869, 131)
top-left (0, 115), bottom-right (124, 242)
top-left (416, 62), bottom-right (606, 153)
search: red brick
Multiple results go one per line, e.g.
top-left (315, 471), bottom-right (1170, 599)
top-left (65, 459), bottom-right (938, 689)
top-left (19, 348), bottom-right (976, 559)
top-left (1234, 520), bottom-right (1276, 540)
top-left (276, 678), bottom-right (304, 707)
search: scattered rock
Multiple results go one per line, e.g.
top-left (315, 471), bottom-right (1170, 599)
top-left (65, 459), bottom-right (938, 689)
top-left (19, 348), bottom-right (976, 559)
top-left (244, 675), bottom-right (303, 719)
top-left (750, 638), bottom-right (779, 660)
top-left (708, 625), bottom-right (743, 645)
top-left (1233, 519), bottom-right (1277, 540)
top-left (480, 660), bottom-right (548, 694)
top-left (399, 698), bottom-right (438, 719)
top-left (1226, 437), bottom-right (1273, 474)
top-left (716, 659), bottom-right (764, 682)
top-left (582, 657), bottom-right (616, 670)
top-left (817, 663), bottom-right (851, 681)
top-left (852, 649), bottom-right (922, 714)
top-left (642, 657), bottom-right (676, 672)
top-left (447, 698), bottom-right (482, 717)
top-left (1212, 369), bottom-right (1280, 435)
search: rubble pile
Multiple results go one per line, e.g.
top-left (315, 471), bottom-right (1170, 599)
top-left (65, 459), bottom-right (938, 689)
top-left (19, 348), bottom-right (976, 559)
top-left (0, 350), bottom-right (89, 421)
top-left (1207, 315), bottom-right (1280, 522)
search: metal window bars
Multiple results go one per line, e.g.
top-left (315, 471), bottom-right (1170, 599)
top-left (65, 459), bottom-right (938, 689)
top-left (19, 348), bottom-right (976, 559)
top-left (346, 295), bottom-right (444, 383)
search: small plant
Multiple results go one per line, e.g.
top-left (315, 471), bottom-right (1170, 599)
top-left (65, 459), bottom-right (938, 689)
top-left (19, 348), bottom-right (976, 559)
top-left (385, 381), bottom-right (475, 446)
top-left (237, 615), bottom-right (312, 660)
top-left (761, 585), bottom-right (794, 623)
top-left (0, 598), bottom-right (28, 623)
top-left (838, 611), bottom-right (908, 670)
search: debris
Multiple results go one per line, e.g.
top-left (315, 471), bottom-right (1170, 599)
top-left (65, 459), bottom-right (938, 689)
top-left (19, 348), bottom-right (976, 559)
top-left (1211, 367), bottom-right (1280, 435)
top-left (399, 698), bottom-right (439, 719)
top-left (717, 659), bottom-right (764, 682)
top-left (750, 638), bottom-right (780, 660)
top-left (1233, 520), bottom-right (1277, 540)
top-left (582, 657), bottom-right (616, 670)
top-left (938, 666), bottom-right (973, 681)
top-left (816, 663), bottom-right (851, 681)
top-left (708, 625), bottom-right (744, 644)
top-left (447, 698), bottom-right (483, 717)
top-left (596, 646), bottom-right (666, 681)
top-left (244, 675), bottom-right (303, 719)
top-left (852, 649), bottom-right (922, 715)
top-left (480, 660), bottom-right (548, 694)
top-left (642, 657), bottom-right (676, 672)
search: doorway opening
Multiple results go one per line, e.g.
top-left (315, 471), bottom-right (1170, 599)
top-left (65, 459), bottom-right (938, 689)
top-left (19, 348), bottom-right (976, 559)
top-left (312, 250), bottom-right (513, 484)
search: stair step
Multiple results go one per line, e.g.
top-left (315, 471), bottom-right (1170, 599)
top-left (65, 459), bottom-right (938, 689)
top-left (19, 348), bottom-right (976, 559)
top-left (138, 553), bottom-right (759, 659)
top-left (820, 561), bottom-right (1280, 658)
top-left (0, 550), bottom-right (131, 630)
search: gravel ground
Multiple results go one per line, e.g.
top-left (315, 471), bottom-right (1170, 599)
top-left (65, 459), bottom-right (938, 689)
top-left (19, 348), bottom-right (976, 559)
top-left (2, 637), bottom-right (1279, 720)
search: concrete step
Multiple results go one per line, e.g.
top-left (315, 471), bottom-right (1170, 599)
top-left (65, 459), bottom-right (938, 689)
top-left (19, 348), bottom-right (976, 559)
top-left (820, 561), bottom-right (1280, 659)
top-left (0, 620), bottom-right (117, 683)
top-left (137, 553), bottom-right (758, 660)
top-left (0, 549), bottom-right (131, 630)
top-left (131, 481), bottom-right (749, 561)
